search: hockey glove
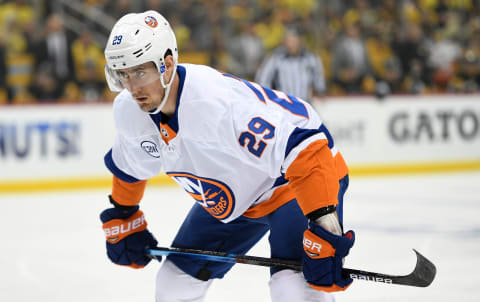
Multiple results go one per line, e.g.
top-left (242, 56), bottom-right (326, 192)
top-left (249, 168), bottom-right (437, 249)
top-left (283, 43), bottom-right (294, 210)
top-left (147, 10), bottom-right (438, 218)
top-left (302, 221), bottom-right (355, 292)
top-left (100, 204), bottom-right (158, 269)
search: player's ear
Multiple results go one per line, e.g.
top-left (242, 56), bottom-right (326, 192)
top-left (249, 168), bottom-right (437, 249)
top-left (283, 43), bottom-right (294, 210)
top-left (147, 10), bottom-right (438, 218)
top-left (164, 52), bottom-right (174, 70)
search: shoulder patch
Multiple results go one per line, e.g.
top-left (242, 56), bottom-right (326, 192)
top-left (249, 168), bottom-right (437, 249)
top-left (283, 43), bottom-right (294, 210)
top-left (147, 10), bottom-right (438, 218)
top-left (141, 141), bottom-right (160, 158)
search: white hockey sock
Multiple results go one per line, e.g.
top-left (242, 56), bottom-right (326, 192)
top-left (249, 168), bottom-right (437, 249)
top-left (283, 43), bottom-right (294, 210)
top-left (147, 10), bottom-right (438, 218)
top-left (156, 260), bottom-right (213, 302)
top-left (269, 269), bottom-right (335, 302)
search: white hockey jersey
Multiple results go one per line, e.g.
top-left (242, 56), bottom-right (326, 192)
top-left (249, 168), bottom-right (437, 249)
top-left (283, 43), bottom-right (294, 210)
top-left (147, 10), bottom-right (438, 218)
top-left (105, 64), bottom-right (347, 223)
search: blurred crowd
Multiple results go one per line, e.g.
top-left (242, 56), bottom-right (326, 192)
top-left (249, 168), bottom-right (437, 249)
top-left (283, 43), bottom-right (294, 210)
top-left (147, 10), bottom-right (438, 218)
top-left (1, 0), bottom-right (480, 104)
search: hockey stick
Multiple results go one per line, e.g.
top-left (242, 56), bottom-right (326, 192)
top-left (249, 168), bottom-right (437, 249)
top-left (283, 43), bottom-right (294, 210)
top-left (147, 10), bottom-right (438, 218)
top-left (147, 247), bottom-right (436, 287)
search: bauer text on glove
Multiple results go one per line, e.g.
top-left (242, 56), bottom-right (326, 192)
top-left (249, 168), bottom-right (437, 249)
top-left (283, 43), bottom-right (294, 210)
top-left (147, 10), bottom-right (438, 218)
top-left (302, 221), bottom-right (355, 292)
top-left (100, 204), bottom-right (158, 268)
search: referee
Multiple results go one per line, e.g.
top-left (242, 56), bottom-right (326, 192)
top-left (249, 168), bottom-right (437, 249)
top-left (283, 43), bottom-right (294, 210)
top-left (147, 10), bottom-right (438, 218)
top-left (255, 27), bottom-right (326, 103)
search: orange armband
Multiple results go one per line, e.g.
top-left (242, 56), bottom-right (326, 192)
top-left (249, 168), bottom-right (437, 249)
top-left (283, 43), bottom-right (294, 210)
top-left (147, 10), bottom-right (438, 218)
top-left (111, 176), bottom-right (147, 206)
top-left (286, 140), bottom-right (339, 215)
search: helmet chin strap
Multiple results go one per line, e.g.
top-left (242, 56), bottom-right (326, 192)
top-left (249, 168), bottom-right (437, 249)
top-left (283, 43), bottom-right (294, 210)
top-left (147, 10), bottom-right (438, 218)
top-left (149, 63), bottom-right (177, 115)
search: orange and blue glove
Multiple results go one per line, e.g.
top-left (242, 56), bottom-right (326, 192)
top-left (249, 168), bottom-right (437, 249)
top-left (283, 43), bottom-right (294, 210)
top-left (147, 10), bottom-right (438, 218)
top-left (100, 202), bottom-right (158, 269)
top-left (302, 221), bottom-right (355, 292)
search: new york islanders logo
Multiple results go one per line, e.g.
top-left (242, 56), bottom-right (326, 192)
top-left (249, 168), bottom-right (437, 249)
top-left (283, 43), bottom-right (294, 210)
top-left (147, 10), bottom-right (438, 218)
top-left (168, 172), bottom-right (235, 220)
top-left (144, 16), bottom-right (158, 28)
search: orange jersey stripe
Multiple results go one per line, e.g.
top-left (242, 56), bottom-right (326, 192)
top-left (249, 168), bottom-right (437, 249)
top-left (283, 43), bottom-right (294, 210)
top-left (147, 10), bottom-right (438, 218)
top-left (243, 185), bottom-right (296, 218)
top-left (159, 122), bottom-right (177, 144)
top-left (243, 142), bottom-right (349, 218)
top-left (334, 152), bottom-right (349, 180)
top-left (285, 139), bottom-right (341, 216)
top-left (111, 176), bottom-right (147, 206)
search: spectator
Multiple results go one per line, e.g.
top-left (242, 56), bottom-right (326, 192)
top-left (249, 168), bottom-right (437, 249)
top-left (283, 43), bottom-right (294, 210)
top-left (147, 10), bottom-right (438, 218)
top-left (27, 63), bottom-right (64, 102)
top-left (0, 5), bottom-right (36, 102)
top-left (34, 14), bottom-right (75, 88)
top-left (254, 10), bottom-right (287, 52)
top-left (0, 41), bottom-right (9, 103)
top-left (255, 26), bottom-right (326, 102)
top-left (365, 24), bottom-right (402, 94)
top-left (344, 0), bottom-right (378, 34)
top-left (331, 21), bottom-right (371, 94)
top-left (428, 30), bottom-right (462, 91)
top-left (71, 28), bottom-right (107, 101)
top-left (202, 3), bottom-right (228, 70)
top-left (377, 0), bottom-right (399, 24)
top-left (177, 0), bottom-right (210, 50)
top-left (402, 58), bottom-right (427, 94)
top-left (3, 0), bottom-right (480, 101)
top-left (77, 61), bottom-right (108, 102)
top-left (227, 20), bottom-right (264, 80)
top-left (227, 0), bottom-right (256, 22)
top-left (456, 35), bottom-right (480, 92)
top-left (393, 22), bottom-right (428, 84)
top-left (0, 0), bottom-right (35, 32)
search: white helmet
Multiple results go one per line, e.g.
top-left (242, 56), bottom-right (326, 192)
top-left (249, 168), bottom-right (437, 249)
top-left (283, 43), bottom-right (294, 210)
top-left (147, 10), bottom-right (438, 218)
top-left (104, 10), bottom-right (178, 114)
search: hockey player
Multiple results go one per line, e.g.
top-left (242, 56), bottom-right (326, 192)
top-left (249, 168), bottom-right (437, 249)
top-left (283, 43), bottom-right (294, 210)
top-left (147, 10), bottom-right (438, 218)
top-left (100, 10), bottom-right (355, 302)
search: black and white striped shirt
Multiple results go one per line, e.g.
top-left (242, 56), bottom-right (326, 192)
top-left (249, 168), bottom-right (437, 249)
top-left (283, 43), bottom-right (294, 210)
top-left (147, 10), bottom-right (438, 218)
top-left (254, 47), bottom-right (326, 102)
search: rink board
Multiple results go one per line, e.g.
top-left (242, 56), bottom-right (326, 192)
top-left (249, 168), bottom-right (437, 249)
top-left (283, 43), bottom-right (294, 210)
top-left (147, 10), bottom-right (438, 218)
top-left (1, 95), bottom-right (479, 192)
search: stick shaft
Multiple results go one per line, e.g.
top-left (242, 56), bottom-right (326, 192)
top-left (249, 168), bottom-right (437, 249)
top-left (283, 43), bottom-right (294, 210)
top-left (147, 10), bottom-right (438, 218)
top-left (147, 247), bottom-right (435, 287)
top-left (149, 247), bottom-right (301, 271)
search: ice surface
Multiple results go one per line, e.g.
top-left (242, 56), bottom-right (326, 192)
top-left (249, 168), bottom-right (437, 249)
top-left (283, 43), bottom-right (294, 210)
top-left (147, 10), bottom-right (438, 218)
top-left (1, 171), bottom-right (479, 301)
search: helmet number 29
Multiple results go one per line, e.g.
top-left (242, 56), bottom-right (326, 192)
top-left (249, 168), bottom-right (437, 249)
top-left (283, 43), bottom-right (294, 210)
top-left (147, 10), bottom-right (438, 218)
top-left (112, 35), bottom-right (123, 45)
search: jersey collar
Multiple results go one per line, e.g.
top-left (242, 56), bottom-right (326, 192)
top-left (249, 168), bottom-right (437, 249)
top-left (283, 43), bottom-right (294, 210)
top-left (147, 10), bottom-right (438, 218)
top-left (149, 65), bottom-right (186, 143)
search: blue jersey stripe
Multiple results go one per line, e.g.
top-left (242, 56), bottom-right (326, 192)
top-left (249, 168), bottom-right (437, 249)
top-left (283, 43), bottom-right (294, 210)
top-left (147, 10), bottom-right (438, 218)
top-left (318, 124), bottom-right (334, 149)
top-left (284, 127), bottom-right (321, 158)
top-left (149, 65), bottom-right (187, 132)
top-left (104, 149), bottom-right (140, 183)
top-left (285, 124), bottom-right (335, 160)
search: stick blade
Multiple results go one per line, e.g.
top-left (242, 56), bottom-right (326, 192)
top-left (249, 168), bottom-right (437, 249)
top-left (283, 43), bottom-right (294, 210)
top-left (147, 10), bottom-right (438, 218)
top-left (406, 249), bottom-right (436, 287)
top-left (344, 249), bottom-right (436, 287)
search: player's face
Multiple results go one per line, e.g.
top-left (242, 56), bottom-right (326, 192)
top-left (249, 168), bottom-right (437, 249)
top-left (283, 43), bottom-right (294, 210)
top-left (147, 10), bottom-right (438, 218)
top-left (116, 62), bottom-right (165, 112)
